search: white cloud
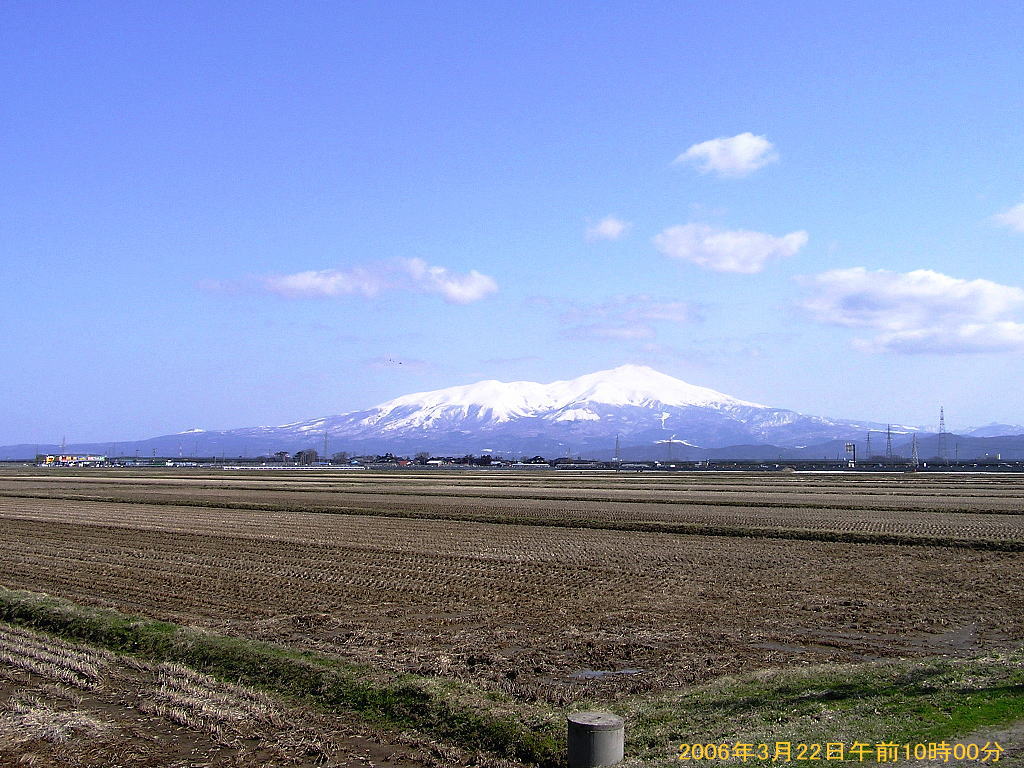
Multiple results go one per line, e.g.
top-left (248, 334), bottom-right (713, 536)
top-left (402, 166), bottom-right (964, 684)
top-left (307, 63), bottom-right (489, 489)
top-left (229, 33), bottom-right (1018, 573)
top-left (674, 132), bottom-right (778, 177)
top-left (585, 216), bottom-right (631, 241)
top-left (402, 258), bottom-right (498, 304)
top-left (991, 202), bottom-right (1024, 233)
top-left (798, 267), bottom-right (1024, 354)
top-left (260, 259), bottom-right (497, 304)
top-left (262, 268), bottom-right (384, 299)
top-left (653, 223), bottom-right (808, 273)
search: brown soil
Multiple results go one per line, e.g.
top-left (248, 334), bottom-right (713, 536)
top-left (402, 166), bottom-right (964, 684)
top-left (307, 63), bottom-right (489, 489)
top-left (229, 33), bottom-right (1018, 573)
top-left (1, 471), bottom-right (1022, 707)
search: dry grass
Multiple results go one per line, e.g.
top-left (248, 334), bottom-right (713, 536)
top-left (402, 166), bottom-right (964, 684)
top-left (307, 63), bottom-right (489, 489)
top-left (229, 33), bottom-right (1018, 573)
top-left (2, 697), bottom-right (108, 744)
top-left (0, 620), bottom-right (516, 767)
top-left (0, 624), bottom-right (108, 690)
top-left (136, 661), bottom-right (284, 740)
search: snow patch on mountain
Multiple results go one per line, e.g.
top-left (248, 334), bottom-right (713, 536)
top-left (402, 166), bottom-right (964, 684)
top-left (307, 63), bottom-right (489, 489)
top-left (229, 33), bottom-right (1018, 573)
top-left (369, 364), bottom-right (763, 423)
top-left (551, 408), bottom-right (601, 422)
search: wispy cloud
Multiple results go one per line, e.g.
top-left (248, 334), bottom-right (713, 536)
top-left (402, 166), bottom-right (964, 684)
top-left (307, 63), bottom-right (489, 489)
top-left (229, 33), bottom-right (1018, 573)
top-left (674, 132), bottom-right (778, 177)
top-left (481, 355), bottom-right (542, 366)
top-left (263, 267), bottom-right (385, 298)
top-left (585, 216), bottom-right (631, 241)
top-left (556, 294), bottom-right (701, 341)
top-left (569, 323), bottom-right (656, 340)
top-left (561, 295), bottom-right (699, 324)
top-left (991, 202), bottom-right (1024, 233)
top-left (255, 259), bottom-right (497, 304)
top-left (653, 223), bottom-right (807, 273)
top-left (859, 323), bottom-right (1024, 354)
top-left (798, 267), bottom-right (1024, 354)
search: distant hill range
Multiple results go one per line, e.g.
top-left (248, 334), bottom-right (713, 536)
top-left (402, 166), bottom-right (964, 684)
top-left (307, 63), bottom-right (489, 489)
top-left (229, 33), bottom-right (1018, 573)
top-left (5, 365), bottom-right (1024, 461)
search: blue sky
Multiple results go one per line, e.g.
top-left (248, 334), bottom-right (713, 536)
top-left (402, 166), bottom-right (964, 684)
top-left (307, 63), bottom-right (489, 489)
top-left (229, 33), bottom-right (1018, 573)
top-left (3, 1), bottom-right (1024, 443)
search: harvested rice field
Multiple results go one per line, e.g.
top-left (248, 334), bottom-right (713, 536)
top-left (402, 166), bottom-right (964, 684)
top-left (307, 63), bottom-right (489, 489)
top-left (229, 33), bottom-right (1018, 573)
top-left (1, 469), bottom-right (1022, 708)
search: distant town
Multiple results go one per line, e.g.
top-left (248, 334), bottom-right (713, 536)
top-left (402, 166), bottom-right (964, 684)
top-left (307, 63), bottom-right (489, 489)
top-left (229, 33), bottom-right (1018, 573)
top-left (27, 449), bottom-right (1024, 472)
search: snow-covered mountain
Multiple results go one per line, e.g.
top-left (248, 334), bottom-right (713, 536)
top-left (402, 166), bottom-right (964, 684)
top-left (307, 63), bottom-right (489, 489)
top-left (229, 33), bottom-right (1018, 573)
top-left (149, 365), bottom-right (909, 458)
top-left (16, 365), bottom-right (1024, 461)
top-left (964, 423), bottom-right (1024, 438)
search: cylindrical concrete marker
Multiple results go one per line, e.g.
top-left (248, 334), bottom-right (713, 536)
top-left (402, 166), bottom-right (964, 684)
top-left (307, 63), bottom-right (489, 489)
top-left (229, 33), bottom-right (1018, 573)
top-left (567, 711), bottom-right (624, 768)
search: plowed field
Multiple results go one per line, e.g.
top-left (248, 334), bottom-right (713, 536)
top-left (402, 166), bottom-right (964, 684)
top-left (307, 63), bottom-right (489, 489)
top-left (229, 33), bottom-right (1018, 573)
top-left (1, 470), bottom-right (1022, 704)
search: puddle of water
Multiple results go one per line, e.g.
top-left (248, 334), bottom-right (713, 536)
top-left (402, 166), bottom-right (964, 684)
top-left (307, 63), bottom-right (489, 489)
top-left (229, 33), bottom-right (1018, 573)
top-left (571, 668), bottom-right (642, 680)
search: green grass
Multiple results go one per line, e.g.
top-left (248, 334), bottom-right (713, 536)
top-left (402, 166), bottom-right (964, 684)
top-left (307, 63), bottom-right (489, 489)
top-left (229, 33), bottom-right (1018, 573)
top-left (611, 654), bottom-right (1024, 765)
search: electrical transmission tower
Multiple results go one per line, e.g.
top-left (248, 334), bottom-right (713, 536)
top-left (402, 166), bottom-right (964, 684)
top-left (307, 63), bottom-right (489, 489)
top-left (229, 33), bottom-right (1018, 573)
top-left (937, 406), bottom-right (948, 463)
top-left (911, 433), bottom-right (920, 468)
top-left (885, 424), bottom-right (894, 464)
top-left (613, 434), bottom-right (620, 462)
top-left (866, 431), bottom-right (873, 460)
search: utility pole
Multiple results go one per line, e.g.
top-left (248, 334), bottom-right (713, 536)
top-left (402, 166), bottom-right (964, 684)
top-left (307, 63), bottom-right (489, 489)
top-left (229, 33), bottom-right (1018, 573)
top-left (938, 406), bottom-right (948, 464)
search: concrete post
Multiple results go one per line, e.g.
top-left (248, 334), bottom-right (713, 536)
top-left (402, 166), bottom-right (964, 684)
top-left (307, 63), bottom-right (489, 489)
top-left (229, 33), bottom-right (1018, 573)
top-left (567, 711), bottom-right (624, 768)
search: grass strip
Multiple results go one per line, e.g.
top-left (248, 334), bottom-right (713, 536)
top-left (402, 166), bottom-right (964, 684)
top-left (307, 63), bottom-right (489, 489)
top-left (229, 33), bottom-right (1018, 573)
top-left (0, 586), bottom-right (563, 766)
top-left (3, 481), bottom-right (1024, 516)
top-left (609, 653), bottom-right (1024, 766)
top-left (2, 490), bottom-right (1023, 551)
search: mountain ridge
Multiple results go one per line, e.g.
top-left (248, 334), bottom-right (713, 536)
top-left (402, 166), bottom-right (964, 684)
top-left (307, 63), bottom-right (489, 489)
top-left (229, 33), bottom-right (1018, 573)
top-left (0, 365), bottom-right (951, 459)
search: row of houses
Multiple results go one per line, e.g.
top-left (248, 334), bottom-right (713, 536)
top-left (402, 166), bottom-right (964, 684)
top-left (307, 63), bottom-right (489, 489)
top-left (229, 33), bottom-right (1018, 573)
top-left (39, 454), bottom-right (107, 467)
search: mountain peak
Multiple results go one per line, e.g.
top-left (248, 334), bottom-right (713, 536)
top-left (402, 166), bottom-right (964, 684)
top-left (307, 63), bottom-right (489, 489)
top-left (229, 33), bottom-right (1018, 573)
top-left (371, 365), bottom-right (764, 424)
top-left (546, 365), bottom-right (765, 410)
